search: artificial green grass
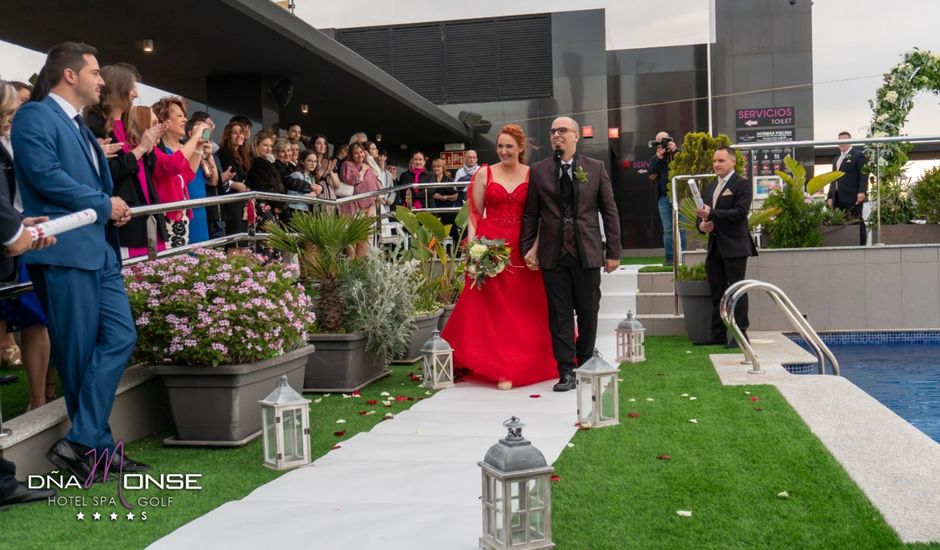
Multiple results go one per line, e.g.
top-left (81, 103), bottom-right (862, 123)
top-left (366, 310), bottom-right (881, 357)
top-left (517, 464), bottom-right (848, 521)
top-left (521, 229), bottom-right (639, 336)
top-left (638, 265), bottom-right (675, 273)
top-left (551, 336), bottom-right (937, 550)
top-left (0, 365), bottom-right (30, 422)
top-left (620, 257), bottom-right (664, 265)
top-left (0, 362), bottom-right (431, 549)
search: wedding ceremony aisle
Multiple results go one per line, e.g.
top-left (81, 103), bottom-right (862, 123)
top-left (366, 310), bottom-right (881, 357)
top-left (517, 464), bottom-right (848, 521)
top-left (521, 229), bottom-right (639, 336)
top-left (150, 380), bottom-right (577, 549)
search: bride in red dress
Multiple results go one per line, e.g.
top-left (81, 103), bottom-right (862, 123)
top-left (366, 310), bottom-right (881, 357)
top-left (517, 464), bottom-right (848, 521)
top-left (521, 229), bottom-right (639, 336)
top-left (441, 125), bottom-right (557, 389)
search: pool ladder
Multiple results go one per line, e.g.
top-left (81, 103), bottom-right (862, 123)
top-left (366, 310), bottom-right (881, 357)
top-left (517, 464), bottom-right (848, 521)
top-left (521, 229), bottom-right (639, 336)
top-left (720, 279), bottom-right (840, 376)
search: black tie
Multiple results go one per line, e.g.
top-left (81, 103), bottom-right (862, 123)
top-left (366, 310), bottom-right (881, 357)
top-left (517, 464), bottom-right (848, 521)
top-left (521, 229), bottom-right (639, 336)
top-left (74, 114), bottom-right (100, 176)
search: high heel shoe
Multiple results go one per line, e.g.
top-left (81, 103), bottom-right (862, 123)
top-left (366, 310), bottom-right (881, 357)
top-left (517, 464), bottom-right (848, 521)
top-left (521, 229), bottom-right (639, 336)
top-left (0, 345), bottom-right (22, 368)
top-left (497, 380), bottom-right (513, 391)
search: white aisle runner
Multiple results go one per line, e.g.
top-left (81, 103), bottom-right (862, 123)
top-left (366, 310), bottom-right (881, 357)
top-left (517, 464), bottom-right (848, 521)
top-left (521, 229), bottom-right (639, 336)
top-left (150, 380), bottom-right (577, 549)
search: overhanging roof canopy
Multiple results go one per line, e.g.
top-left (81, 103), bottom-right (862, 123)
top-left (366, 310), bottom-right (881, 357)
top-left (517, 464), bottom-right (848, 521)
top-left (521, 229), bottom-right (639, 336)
top-left (0, 0), bottom-right (471, 146)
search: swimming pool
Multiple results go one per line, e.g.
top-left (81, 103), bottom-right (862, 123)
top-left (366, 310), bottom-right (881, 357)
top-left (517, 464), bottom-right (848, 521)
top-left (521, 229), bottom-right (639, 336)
top-left (786, 331), bottom-right (940, 444)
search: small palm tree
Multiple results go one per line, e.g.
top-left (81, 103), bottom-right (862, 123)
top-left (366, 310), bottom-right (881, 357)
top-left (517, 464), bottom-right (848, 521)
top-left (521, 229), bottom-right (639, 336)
top-left (267, 212), bottom-right (374, 333)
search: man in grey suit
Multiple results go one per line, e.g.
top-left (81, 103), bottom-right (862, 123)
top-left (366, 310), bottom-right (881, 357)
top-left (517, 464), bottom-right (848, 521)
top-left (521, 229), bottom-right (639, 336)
top-left (520, 116), bottom-right (621, 392)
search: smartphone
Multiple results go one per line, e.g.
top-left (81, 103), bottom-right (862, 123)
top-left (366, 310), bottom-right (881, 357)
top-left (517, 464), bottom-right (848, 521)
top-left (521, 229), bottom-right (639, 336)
top-left (202, 128), bottom-right (211, 141)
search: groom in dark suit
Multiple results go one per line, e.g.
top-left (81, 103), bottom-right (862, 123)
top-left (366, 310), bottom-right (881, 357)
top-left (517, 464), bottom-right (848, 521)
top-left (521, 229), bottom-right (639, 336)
top-left (520, 117), bottom-right (621, 392)
top-left (827, 131), bottom-right (868, 246)
top-left (12, 42), bottom-right (147, 482)
top-left (695, 147), bottom-right (757, 347)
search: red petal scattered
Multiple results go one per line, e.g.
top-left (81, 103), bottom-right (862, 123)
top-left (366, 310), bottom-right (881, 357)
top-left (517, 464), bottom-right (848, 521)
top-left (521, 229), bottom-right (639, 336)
top-left (366, 399), bottom-right (378, 405)
top-left (396, 395), bottom-right (409, 401)
top-left (331, 445), bottom-right (342, 450)
top-left (334, 430), bottom-right (346, 437)
top-left (550, 475), bottom-right (561, 482)
top-left (627, 412), bottom-right (640, 418)
top-left (358, 411), bottom-right (368, 416)
top-left (755, 407), bottom-right (764, 412)
top-left (750, 396), bottom-right (760, 402)
top-left (351, 390), bottom-right (361, 397)
top-left (407, 397), bottom-right (415, 401)
top-left (529, 394), bottom-right (541, 399)
top-left (656, 454), bottom-right (672, 460)
top-left (574, 422), bottom-right (581, 427)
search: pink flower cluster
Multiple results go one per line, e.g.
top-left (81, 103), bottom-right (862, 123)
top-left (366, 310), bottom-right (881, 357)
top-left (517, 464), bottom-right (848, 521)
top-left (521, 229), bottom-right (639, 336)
top-left (123, 248), bottom-right (315, 367)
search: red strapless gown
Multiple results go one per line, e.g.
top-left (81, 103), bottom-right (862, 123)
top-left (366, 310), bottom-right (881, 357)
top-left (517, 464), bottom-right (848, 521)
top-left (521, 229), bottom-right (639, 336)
top-left (441, 167), bottom-right (557, 387)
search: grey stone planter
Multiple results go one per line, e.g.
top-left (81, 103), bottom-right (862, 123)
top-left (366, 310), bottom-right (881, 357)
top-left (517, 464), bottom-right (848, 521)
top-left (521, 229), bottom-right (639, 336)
top-left (304, 332), bottom-right (390, 393)
top-left (676, 281), bottom-right (713, 344)
top-left (874, 224), bottom-right (940, 245)
top-left (821, 224), bottom-right (864, 247)
top-left (438, 304), bottom-right (456, 331)
top-left (392, 309), bottom-right (444, 364)
top-left (155, 345), bottom-right (314, 446)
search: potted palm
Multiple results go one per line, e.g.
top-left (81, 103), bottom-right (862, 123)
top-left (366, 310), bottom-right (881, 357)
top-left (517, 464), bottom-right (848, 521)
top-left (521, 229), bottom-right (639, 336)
top-left (267, 212), bottom-right (400, 392)
top-left (124, 249), bottom-right (315, 446)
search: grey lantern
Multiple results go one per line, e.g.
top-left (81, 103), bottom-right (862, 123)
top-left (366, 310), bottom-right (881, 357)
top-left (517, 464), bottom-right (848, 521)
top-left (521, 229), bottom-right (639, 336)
top-left (573, 349), bottom-right (620, 429)
top-left (615, 309), bottom-right (645, 363)
top-left (421, 330), bottom-right (454, 390)
top-left (479, 417), bottom-right (554, 550)
top-left (259, 375), bottom-right (311, 470)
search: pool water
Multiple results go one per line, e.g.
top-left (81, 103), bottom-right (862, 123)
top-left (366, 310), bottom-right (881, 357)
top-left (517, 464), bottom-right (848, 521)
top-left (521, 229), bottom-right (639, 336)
top-left (797, 341), bottom-right (940, 444)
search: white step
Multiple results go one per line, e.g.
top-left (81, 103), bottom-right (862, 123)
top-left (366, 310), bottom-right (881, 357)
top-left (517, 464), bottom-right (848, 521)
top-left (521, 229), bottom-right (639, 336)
top-left (635, 313), bottom-right (686, 336)
top-left (636, 292), bottom-right (682, 315)
top-left (599, 290), bottom-right (636, 315)
top-left (600, 265), bottom-right (639, 293)
top-left (638, 272), bottom-right (675, 293)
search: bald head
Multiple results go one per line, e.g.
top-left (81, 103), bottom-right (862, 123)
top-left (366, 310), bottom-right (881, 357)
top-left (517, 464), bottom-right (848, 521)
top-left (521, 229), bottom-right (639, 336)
top-left (655, 131), bottom-right (670, 141)
top-left (550, 116), bottom-right (581, 161)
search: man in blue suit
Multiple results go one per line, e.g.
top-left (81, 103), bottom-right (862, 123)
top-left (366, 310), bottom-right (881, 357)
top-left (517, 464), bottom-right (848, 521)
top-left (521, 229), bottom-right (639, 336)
top-left (11, 42), bottom-right (146, 482)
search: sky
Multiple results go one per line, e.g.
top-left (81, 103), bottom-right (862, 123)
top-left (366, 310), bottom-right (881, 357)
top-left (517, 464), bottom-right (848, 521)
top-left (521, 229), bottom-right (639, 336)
top-left (1, 0), bottom-right (938, 167)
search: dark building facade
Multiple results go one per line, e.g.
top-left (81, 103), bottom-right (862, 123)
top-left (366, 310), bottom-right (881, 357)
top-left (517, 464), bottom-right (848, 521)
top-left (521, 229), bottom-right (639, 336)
top-left (336, 0), bottom-right (813, 251)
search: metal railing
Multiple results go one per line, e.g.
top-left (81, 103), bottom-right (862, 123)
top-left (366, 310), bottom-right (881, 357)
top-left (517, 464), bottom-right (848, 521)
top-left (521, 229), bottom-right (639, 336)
top-left (720, 279), bottom-right (839, 376)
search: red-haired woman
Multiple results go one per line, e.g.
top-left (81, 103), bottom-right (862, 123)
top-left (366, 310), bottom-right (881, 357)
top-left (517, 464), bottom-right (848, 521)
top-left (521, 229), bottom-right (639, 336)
top-left (441, 124), bottom-right (556, 389)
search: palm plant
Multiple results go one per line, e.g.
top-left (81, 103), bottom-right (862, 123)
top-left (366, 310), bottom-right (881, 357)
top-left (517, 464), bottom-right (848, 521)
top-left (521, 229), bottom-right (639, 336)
top-left (394, 204), bottom-right (469, 310)
top-left (266, 212), bottom-right (374, 333)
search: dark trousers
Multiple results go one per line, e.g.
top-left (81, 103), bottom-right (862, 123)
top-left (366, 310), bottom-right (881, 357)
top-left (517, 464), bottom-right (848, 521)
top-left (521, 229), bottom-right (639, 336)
top-left (0, 458), bottom-right (17, 500)
top-left (705, 248), bottom-right (749, 342)
top-left (28, 247), bottom-right (137, 451)
top-left (835, 202), bottom-right (866, 245)
top-left (541, 254), bottom-right (601, 376)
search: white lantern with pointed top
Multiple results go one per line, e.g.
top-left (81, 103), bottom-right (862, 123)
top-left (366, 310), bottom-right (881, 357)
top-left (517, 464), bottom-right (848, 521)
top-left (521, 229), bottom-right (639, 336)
top-left (421, 330), bottom-right (454, 390)
top-left (479, 417), bottom-right (554, 549)
top-left (259, 375), bottom-right (311, 470)
top-left (574, 349), bottom-right (620, 429)
top-left (615, 309), bottom-right (645, 363)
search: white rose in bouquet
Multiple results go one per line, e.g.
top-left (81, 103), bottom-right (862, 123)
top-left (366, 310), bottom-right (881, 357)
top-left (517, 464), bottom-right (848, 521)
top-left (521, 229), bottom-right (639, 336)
top-left (469, 243), bottom-right (488, 260)
top-left (884, 90), bottom-right (899, 104)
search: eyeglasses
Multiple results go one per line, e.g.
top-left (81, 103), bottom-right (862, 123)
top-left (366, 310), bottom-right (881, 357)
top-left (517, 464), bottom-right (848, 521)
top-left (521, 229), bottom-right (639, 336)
top-left (549, 128), bottom-right (573, 136)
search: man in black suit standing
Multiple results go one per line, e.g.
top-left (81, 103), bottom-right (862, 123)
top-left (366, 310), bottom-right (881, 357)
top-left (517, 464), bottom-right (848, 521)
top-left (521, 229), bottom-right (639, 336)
top-left (827, 131), bottom-right (868, 246)
top-left (695, 147), bottom-right (757, 347)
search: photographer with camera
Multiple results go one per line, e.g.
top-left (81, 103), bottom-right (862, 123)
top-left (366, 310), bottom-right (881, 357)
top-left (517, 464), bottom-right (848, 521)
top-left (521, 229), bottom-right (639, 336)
top-left (648, 132), bottom-right (685, 265)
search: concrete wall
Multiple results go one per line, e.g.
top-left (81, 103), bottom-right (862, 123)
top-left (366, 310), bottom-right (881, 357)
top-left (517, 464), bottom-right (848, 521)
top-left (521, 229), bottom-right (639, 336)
top-left (683, 245), bottom-right (940, 331)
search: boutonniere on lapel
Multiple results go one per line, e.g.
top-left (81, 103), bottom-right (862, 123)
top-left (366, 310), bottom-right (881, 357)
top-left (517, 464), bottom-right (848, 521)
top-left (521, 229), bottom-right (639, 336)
top-left (574, 165), bottom-right (588, 184)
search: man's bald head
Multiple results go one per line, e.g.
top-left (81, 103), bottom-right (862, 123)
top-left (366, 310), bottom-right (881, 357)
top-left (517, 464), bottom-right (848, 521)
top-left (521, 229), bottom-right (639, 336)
top-left (550, 116), bottom-right (581, 160)
top-left (553, 116), bottom-right (580, 133)
top-left (655, 131), bottom-right (670, 141)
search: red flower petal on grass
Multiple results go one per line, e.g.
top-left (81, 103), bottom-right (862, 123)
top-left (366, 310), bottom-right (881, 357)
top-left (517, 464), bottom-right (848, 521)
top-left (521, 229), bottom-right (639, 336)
top-left (331, 445), bottom-right (342, 450)
top-left (750, 396), bottom-right (760, 402)
top-left (627, 412), bottom-right (640, 418)
top-left (656, 454), bottom-right (672, 460)
top-left (358, 411), bottom-right (368, 416)
top-left (366, 399), bottom-right (378, 405)
top-left (550, 475), bottom-right (561, 483)
top-left (334, 430), bottom-right (346, 437)
top-left (351, 390), bottom-right (361, 397)
top-left (396, 395), bottom-right (409, 401)
top-left (530, 394), bottom-right (541, 399)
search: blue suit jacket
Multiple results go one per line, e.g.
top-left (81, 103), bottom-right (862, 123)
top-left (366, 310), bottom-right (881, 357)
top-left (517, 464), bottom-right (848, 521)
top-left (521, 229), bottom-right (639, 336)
top-left (11, 96), bottom-right (116, 270)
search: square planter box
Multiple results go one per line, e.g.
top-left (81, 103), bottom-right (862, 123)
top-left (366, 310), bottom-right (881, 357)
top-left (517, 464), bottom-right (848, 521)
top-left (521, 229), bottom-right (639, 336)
top-left (391, 309), bottom-right (443, 364)
top-left (874, 224), bottom-right (940, 245)
top-left (676, 281), bottom-right (713, 344)
top-left (821, 224), bottom-right (864, 247)
top-left (304, 332), bottom-right (390, 393)
top-left (155, 345), bottom-right (314, 446)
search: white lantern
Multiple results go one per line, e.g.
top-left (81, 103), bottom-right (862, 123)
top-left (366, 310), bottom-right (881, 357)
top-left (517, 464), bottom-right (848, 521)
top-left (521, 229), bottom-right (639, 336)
top-left (615, 309), bottom-right (645, 363)
top-left (259, 375), bottom-right (311, 470)
top-left (479, 417), bottom-right (554, 550)
top-left (574, 349), bottom-right (620, 429)
top-left (421, 330), bottom-right (454, 390)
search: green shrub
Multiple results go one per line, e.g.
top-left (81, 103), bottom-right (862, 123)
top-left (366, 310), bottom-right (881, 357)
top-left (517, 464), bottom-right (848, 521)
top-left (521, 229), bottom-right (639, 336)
top-left (763, 156), bottom-right (843, 248)
top-left (341, 252), bottom-right (416, 360)
top-left (676, 263), bottom-right (707, 282)
top-left (912, 166), bottom-right (940, 223)
top-left (872, 179), bottom-right (915, 224)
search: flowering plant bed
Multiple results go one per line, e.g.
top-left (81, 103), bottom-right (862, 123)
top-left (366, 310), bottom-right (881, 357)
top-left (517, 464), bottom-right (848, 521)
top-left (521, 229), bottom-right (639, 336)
top-left (123, 248), bottom-right (315, 366)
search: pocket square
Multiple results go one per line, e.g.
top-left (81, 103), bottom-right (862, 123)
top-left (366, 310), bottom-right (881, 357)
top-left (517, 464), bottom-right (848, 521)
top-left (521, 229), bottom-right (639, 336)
top-left (721, 189), bottom-right (734, 197)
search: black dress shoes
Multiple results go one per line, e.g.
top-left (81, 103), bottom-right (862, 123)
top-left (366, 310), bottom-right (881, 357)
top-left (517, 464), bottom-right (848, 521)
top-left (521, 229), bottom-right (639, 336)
top-left (108, 450), bottom-right (150, 473)
top-left (0, 374), bottom-right (17, 385)
top-left (553, 373), bottom-right (576, 392)
top-left (46, 439), bottom-right (105, 484)
top-left (0, 482), bottom-right (55, 511)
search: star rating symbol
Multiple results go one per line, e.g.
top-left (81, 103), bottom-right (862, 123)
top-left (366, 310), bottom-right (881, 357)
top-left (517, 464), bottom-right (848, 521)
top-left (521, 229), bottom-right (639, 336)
top-left (126, 511), bottom-right (135, 521)
top-left (93, 512), bottom-right (101, 521)
top-left (110, 512), bottom-right (118, 521)
top-left (76, 512), bottom-right (85, 521)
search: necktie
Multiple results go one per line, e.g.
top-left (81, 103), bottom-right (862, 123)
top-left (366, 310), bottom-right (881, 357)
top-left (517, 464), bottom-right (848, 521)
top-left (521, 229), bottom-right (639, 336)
top-left (712, 177), bottom-right (726, 208)
top-left (74, 114), bottom-right (100, 176)
top-left (837, 152), bottom-right (847, 171)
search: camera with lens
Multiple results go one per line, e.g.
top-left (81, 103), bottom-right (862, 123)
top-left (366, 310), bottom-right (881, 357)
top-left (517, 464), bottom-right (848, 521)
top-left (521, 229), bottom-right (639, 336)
top-left (648, 136), bottom-right (673, 149)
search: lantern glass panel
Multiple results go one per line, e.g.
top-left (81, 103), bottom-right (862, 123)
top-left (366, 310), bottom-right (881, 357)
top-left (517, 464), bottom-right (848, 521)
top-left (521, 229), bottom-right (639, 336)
top-left (282, 408), bottom-right (296, 461)
top-left (577, 375), bottom-right (594, 423)
top-left (600, 374), bottom-right (617, 421)
top-left (527, 478), bottom-right (544, 508)
top-left (529, 509), bottom-right (546, 541)
top-left (290, 408), bottom-right (308, 462)
top-left (263, 407), bottom-right (277, 463)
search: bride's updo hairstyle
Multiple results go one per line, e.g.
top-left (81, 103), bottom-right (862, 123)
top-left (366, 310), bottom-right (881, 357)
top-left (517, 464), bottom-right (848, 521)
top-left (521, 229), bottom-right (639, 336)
top-left (498, 123), bottom-right (528, 165)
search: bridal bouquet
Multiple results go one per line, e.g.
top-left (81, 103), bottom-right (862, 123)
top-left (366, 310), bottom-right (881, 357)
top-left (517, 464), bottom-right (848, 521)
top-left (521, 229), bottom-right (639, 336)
top-left (464, 237), bottom-right (512, 290)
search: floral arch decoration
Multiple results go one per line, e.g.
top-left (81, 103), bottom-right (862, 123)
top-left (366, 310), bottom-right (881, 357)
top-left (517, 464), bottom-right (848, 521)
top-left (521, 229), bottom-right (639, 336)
top-left (867, 49), bottom-right (940, 181)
